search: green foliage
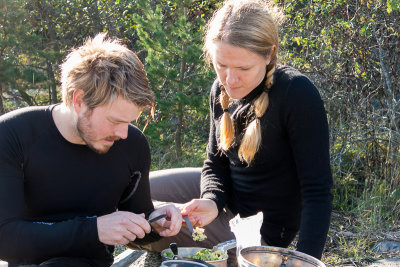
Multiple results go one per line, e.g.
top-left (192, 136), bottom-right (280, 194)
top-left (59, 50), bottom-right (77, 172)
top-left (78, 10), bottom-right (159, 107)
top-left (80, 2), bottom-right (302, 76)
top-left (280, 0), bottom-right (400, 235)
top-left (0, 0), bottom-right (42, 110)
top-left (132, 0), bottom-right (216, 163)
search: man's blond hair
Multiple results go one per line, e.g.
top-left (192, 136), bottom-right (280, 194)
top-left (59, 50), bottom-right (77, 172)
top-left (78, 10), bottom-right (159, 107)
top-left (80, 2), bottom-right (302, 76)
top-left (60, 33), bottom-right (155, 111)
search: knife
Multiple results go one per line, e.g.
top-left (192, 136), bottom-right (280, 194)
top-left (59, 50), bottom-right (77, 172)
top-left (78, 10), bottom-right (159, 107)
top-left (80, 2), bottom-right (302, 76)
top-left (183, 216), bottom-right (194, 234)
top-left (147, 213), bottom-right (167, 223)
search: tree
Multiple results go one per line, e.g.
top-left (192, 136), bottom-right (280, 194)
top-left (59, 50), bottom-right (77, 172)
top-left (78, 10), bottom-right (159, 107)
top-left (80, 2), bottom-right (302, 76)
top-left (2, 0), bottom-right (142, 109)
top-left (132, 0), bottom-right (216, 163)
top-left (0, 0), bottom-right (44, 113)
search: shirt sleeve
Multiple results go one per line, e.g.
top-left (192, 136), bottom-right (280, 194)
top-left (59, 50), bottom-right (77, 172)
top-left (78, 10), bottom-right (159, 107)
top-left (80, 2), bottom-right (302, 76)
top-left (0, 123), bottom-right (105, 263)
top-left (283, 76), bottom-right (333, 259)
top-left (200, 81), bottom-right (232, 213)
top-left (118, 131), bottom-right (161, 244)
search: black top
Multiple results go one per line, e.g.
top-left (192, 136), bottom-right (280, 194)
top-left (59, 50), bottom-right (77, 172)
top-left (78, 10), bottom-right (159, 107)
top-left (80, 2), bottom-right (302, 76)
top-left (200, 65), bottom-right (333, 259)
top-left (0, 105), bottom-right (158, 266)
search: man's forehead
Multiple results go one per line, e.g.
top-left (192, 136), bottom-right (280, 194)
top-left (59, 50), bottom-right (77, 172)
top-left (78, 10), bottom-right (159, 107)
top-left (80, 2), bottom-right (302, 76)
top-left (103, 97), bottom-right (141, 122)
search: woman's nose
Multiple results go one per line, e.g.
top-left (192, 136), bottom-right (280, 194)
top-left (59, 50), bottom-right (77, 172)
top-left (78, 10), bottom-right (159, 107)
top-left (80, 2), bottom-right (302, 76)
top-left (226, 69), bottom-right (238, 85)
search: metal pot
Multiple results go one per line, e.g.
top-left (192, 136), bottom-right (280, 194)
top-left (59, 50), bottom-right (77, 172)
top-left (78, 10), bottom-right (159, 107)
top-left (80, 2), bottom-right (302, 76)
top-left (238, 246), bottom-right (326, 267)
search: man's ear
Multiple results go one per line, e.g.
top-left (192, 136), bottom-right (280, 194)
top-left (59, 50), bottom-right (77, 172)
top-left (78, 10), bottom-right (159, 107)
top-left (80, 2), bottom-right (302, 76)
top-left (72, 89), bottom-right (85, 113)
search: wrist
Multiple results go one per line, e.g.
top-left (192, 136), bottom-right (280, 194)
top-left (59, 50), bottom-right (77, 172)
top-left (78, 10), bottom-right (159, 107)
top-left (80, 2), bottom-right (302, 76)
top-left (201, 195), bottom-right (220, 213)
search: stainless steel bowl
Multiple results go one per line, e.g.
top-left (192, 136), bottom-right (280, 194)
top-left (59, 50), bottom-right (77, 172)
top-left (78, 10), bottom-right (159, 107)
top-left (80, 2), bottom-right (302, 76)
top-left (161, 247), bottom-right (228, 267)
top-left (238, 246), bottom-right (326, 267)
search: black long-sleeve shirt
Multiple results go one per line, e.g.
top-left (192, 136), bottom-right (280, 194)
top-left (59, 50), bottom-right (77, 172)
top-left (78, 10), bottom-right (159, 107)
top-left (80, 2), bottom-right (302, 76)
top-left (0, 105), bottom-right (158, 266)
top-left (201, 65), bottom-right (333, 259)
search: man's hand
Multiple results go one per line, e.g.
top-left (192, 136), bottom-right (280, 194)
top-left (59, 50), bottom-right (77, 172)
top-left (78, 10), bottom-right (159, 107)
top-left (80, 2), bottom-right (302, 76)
top-left (148, 204), bottom-right (182, 237)
top-left (97, 211), bottom-right (151, 245)
top-left (180, 199), bottom-right (218, 227)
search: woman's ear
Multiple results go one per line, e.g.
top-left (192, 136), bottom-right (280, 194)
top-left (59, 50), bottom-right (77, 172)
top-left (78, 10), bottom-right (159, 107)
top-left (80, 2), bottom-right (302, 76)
top-left (270, 45), bottom-right (277, 57)
top-left (266, 45), bottom-right (277, 65)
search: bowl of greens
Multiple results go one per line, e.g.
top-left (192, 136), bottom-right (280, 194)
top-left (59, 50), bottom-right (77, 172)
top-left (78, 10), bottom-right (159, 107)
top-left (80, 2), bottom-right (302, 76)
top-left (161, 247), bottom-right (228, 267)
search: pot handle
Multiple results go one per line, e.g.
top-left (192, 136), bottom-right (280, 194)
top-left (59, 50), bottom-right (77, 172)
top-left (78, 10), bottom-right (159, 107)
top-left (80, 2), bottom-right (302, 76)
top-left (213, 238), bottom-right (237, 252)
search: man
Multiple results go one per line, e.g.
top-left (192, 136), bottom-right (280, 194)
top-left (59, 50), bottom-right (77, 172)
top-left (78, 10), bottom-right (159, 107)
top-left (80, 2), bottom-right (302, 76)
top-left (0, 33), bottom-right (182, 267)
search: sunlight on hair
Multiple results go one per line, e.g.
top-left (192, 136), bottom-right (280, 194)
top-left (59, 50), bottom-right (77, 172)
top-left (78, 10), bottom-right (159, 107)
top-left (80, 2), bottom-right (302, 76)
top-left (219, 88), bottom-right (235, 150)
top-left (238, 71), bottom-right (273, 165)
top-left (238, 118), bottom-right (261, 164)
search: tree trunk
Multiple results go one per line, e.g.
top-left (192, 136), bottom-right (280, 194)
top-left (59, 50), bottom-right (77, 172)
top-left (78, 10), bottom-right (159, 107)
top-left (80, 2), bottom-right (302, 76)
top-left (39, 0), bottom-right (59, 104)
top-left (176, 54), bottom-right (186, 160)
top-left (176, 102), bottom-right (183, 160)
top-left (17, 87), bottom-right (35, 106)
top-left (175, 7), bottom-right (188, 161)
top-left (47, 60), bottom-right (58, 104)
top-left (0, 83), bottom-right (4, 115)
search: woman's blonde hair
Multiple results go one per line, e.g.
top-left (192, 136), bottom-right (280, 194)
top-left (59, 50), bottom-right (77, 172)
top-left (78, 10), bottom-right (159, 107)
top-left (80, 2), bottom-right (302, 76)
top-left (60, 33), bottom-right (155, 112)
top-left (204, 0), bottom-right (284, 165)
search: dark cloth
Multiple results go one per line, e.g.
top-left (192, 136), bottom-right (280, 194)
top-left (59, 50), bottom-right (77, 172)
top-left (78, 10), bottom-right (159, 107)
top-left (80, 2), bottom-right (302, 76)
top-left (127, 168), bottom-right (238, 267)
top-left (0, 105), bottom-right (159, 267)
top-left (201, 65), bottom-right (333, 259)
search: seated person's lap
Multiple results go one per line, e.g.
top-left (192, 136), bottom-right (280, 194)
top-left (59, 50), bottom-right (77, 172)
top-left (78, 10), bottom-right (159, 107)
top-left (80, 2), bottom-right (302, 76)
top-left (128, 168), bottom-right (236, 264)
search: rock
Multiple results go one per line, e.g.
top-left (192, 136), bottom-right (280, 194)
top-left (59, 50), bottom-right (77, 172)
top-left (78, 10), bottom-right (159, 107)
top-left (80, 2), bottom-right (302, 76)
top-left (372, 242), bottom-right (400, 253)
top-left (111, 249), bottom-right (146, 267)
top-left (339, 231), bottom-right (354, 237)
top-left (127, 251), bottom-right (162, 267)
top-left (365, 258), bottom-right (400, 266)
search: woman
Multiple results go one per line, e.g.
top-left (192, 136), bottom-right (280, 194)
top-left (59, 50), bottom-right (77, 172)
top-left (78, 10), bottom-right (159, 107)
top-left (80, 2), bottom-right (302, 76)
top-left (181, 0), bottom-right (333, 260)
top-left (132, 0), bottom-right (332, 261)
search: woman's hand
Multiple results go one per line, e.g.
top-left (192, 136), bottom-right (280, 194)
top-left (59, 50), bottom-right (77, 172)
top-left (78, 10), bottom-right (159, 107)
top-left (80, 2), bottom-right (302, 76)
top-left (181, 199), bottom-right (218, 227)
top-left (149, 204), bottom-right (182, 237)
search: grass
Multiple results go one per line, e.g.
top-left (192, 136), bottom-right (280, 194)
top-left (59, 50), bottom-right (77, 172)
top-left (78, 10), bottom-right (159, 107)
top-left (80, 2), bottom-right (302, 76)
top-left (322, 177), bottom-right (400, 266)
top-left (323, 210), bottom-right (400, 266)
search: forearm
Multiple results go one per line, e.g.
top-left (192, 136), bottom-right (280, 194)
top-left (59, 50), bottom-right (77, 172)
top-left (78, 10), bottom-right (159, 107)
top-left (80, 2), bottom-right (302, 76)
top-left (200, 97), bottom-right (231, 213)
top-left (0, 216), bottom-right (103, 262)
top-left (296, 197), bottom-right (332, 259)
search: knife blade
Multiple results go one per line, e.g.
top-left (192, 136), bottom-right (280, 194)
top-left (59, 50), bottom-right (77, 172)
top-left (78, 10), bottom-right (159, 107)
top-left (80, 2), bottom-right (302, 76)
top-left (183, 216), bottom-right (194, 234)
top-left (147, 213), bottom-right (167, 223)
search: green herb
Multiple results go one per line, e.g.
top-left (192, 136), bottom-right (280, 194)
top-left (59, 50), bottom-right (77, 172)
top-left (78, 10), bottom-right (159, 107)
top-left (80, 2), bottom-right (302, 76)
top-left (191, 249), bottom-right (227, 261)
top-left (163, 251), bottom-right (174, 258)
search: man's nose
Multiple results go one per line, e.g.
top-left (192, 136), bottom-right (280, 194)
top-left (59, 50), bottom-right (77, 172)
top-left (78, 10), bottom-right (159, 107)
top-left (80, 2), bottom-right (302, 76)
top-left (114, 124), bottom-right (129, 139)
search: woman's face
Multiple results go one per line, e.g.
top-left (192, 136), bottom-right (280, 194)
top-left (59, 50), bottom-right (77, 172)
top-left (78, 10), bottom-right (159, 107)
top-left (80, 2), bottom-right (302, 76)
top-left (212, 41), bottom-right (271, 99)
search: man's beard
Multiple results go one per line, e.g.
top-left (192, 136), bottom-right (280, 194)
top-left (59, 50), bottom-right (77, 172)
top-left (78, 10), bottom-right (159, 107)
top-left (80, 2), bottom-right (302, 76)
top-left (76, 110), bottom-right (120, 154)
